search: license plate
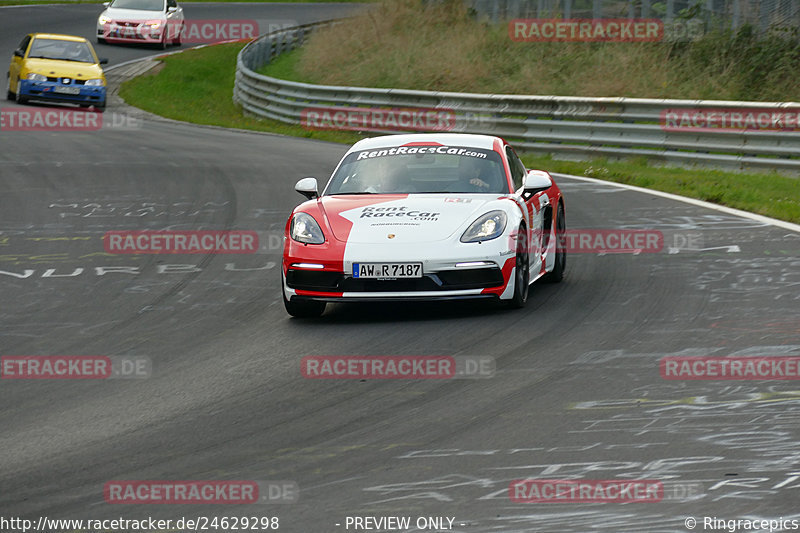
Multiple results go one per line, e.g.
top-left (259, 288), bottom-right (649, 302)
top-left (54, 86), bottom-right (80, 95)
top-left (353, 262), bottom-right (422, 279)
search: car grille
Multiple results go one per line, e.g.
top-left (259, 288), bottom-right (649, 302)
top-left (46, 78), bottom-right (86, 85)
top-left (106, 20), bottom-right (152, 39)
top-left (286, 268), bottom-right (504, 293)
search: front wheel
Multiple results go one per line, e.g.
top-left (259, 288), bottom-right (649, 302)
top-left (6, 73), bottom-right (14, 101)
top-left (284, 295), bottom-right (326, 318)
top-left (282, 283), bottom-right (326, 318)
top-left (15, 78), bottom-right (27, 104)
top-left (173, 23), bottom-right (184, 45)
top-left (507, 224), bottom-right (530, 308)
top-left (543, 202), bottom-right (566, 283)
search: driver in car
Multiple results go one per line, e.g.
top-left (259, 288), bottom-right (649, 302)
top-left (453, 156), bottom-right (502, 192)
top-left (363, 160), bottom-right (409, 193)
top-left (64, 42), bottom-right (92, 62)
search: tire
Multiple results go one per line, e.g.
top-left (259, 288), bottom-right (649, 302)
top-left (15, 78), bottom-right (27, 105)
top-left (542, 202), bottom-right (566, 283)
top-left (173, 23), bottom-right (183, 45)
top-left (6, 73), bottom-right (14, 101)
top-left (281, 272), bottom-right (326, 318)
top-left (159, 32), bottom-right (167, 49)
top-left (94, 100), bottom-right (106, 113)
top-left (97, 37), bottom-right (106, 45)
top-left (507, 224), bottom-right (530, 308)
top-left (283, 290), bottom-right (326, 318)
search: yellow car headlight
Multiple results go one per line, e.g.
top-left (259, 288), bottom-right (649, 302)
top-left (85, 79), bottom-right (104, 86)
top-left (26, 73), bottom-right (47, 82)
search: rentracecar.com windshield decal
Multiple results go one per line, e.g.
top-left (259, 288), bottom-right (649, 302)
top-left (355, 146), bottom-right (490, 160)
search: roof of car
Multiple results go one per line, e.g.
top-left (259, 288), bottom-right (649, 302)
top-left (349, 133), bottom-right (501, 152)
top-left (31, 33), bottom-right (89, 43)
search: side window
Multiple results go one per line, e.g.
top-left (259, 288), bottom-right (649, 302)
top-left (505, 146), bottom-right (526, 191)
top-left (17, 35), bottom-right (32, 55)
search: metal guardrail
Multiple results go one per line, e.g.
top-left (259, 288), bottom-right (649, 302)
top-left (234, 22), bottom-right (800, 173)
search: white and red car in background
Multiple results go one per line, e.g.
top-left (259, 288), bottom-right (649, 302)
top-left (97, 0), bottom-right (184, 48)
top-left (282, 133), bottom-right (566, 317)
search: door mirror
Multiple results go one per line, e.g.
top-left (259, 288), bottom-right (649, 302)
top-left (295, 177), bottom-right (319, 200)
top-left (99, 57), bottom-right (109, 65)
top-left (13, 48), bottom-right (24, 58)
top-left (523, 169), bottom-right (553, 192)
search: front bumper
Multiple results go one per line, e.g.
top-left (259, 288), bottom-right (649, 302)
top-left (97, 22), bottom-right (167, 43)
top-left (283, 241), bottom-right (518, 302)
top-left (286, 267), bottom-right (505, 294)
top-left (18, 79), bottom-right (106, 105)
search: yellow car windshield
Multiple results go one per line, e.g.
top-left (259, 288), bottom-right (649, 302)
top-left (28, 39), bottom-right (95, 63)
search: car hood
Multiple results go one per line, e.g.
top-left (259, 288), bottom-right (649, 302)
top-left (102, 7), bottom-right (166, 21)
top-left (24, 58), bottom-right (103, 79)
top-left (319, 194), bottom-right (509, 244)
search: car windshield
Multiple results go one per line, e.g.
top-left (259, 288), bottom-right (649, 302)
top-left (109, 0), bottom-right (164, 10)
top-left (27, 39), bottom-right (95, 63)
top-left (325, 145), bottom-right (509, 195)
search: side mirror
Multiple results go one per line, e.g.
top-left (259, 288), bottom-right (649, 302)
top-left (99, 58), bottom-right (109, 65)
top-left (295, 177), bottom-right (318, 200)
top-left (167, 6), bottom-right (177, 12)
top-left (13, 49), bottom-right (24, 58)
top-left (523, 169), bottom-right (553, 192)
top-left (103, 1), bottom-right (109, 6)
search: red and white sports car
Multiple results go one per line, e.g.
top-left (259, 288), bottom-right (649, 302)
top-left (281, 133), bottom-right (565, 317)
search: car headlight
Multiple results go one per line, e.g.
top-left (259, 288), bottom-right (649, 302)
top-left (98, 14), bottom-right (111, 24)
top-left (460, 210), bottom-right (507, 243)
top-left (290, 213), bottom-right (325, 244)
top-left (84, 78), bottom-right (104, 86)
top-left (26, 73), bottom-right (47, 82)
top-left (144, 20), bottom-right (162, 29)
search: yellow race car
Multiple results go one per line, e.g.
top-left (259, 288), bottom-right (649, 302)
top-left (6, 33), bottom-right (108, 111)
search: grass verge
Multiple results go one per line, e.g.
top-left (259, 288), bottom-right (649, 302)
top-left (522, 155), bottom-right (800, 223)
top-left (120, 42), bottom-right (800, 224)
top-left (119, 42), bottom-right (361, 144)
top-left (296, 0), bottom-right (800, 101)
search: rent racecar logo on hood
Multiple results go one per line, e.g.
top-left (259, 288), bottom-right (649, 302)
top-left (358, 205), bottom-right (440, 221)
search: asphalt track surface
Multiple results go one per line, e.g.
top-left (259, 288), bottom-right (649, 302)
top-left (2, 4), bottom-right (800, 533)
